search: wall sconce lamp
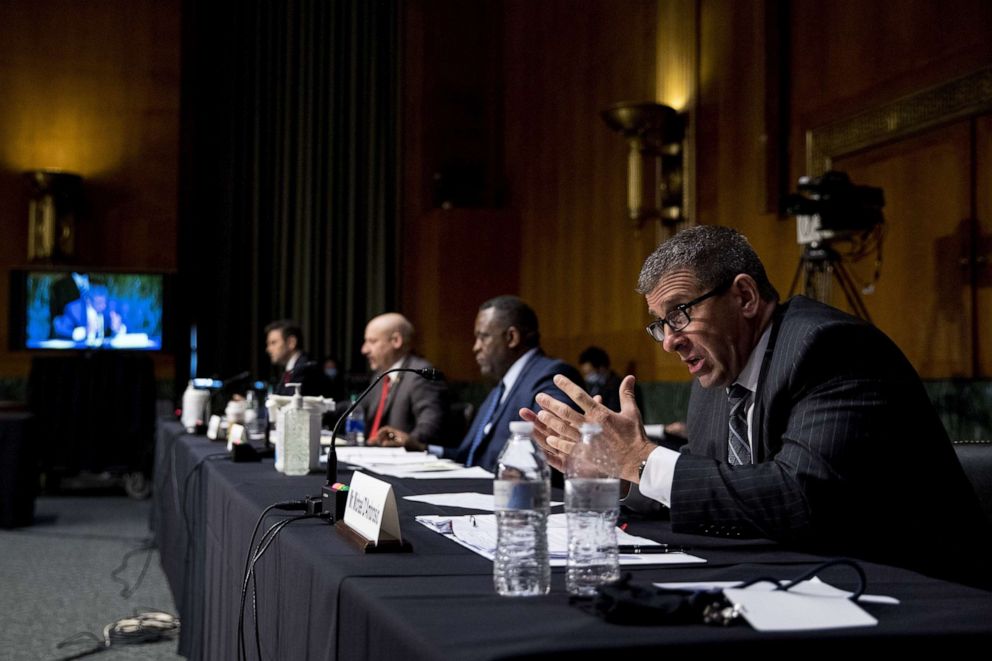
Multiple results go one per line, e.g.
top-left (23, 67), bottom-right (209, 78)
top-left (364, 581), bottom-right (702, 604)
top-left (24, 169), bottom-right (83, 262)
top-left (601, 102), bottom-right (685, 227)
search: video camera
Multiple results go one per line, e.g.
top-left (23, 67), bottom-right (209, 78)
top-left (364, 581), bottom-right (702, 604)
top-left (783, 170), bottom-right (884, 246)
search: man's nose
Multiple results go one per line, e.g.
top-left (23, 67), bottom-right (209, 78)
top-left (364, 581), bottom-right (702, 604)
top-left (662, 331), bottom-right (685, 354)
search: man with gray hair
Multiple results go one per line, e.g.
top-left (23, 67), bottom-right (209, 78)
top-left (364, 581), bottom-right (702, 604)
top-left (523, 225), bottom-right (991, 587)
top-left (360, 312), bottom-right (448, 446)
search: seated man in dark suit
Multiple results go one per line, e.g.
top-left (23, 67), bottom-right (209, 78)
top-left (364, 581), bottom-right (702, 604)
top-left (53, 285), bottom-right (124, 345)
top-left (359, 313), bottom-right (448, 447)
top-left (374, 295), bottom-right (581, 472)
top-left (264, 320), bottom-right (328, 397)
top-left (524, 225), bottom-right (992, 588)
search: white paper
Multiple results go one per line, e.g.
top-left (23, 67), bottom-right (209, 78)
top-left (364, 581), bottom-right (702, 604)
top-left (725, 586), bottom-right (878, 631)
top-left (404, 492), bottom-right (563, 511)
top-left (652, 577), bottom-right (898, 605)
top-left (415, 513), bottom-right (706, 566)
top-left (330, 448), bottom-right (494, 479)
top-left (399, 466), bottom-right (495, 479)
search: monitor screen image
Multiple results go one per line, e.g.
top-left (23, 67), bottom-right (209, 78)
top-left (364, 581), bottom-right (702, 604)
top-left (22, 271), bottom-right (165, 351)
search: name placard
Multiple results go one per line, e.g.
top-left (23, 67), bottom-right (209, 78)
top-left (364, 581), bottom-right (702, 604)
top-left (343, 472), bottom-right (403, 545)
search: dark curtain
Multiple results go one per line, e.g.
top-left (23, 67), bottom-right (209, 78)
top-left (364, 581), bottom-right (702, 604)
top-left (177, 0), bottom-right (399, 390)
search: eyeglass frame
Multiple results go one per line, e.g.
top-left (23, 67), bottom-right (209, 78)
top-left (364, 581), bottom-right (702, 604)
top-left (645, 279), bottom-right (734, 341)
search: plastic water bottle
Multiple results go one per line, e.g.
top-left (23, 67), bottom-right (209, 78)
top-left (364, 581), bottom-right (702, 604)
top-left (345, 396), bottom-right (366, 446)
top-left (493, 421), bottom-right (551, 597)
top-left (565, 422), bottom-right (620, 596)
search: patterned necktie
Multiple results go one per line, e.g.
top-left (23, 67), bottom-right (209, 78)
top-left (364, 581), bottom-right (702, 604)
top-left (369, 376), bottom-right (392, 438)
top-left (465, 381), bottom-right (505, 467)
top-left (727, 384), bottom-right (752, 465)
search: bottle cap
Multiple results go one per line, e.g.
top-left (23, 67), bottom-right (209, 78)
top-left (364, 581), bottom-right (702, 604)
top-left (579, 422), bottom-right (603, 435)
top-left (509, 421), bottom-right (534, 434)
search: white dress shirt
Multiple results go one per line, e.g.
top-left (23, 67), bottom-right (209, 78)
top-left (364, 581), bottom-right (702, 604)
top-left (637, 324), bottom-right (772, 507)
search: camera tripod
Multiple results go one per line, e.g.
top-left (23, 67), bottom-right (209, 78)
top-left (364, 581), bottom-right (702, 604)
top-left (788, 243), bottom-right (872, 322)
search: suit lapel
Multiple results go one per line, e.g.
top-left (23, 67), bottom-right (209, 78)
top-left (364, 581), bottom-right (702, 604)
top-left (751, 301), bottom-right (788, 464)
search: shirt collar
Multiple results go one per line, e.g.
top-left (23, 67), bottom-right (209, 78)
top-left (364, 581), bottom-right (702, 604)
top-left (384, 357), bottom-right (407, 383)
top-left (730, 324), bottom-right (772, 395)
top-left (285, 351), bottom-right (302, 372)
top-left (499, 347), bottom-right (539, 402)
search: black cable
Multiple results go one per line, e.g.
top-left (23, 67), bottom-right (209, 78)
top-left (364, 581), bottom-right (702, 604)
top-left (250, 517), bottom-right (303, 660)
top-left (110, 537), bottom-right (156, 599)
top-left (237, 513), bottom-right (329, 661)
top-left (54, 610), bottom-right (179, 660)
top-left (737, 558), bottom-right (868, 601)
top-left (236, 504), bottom-right (312, 661)
top-left (238, 515), bottom-right (299, 661)
top-left (181, 452), bottom-right (230, 541)
top-left (179, 452), bottom-right (231, 617)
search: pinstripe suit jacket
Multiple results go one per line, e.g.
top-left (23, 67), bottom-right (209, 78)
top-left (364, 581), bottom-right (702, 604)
top-left (672, 296), bottom-right (991, 586)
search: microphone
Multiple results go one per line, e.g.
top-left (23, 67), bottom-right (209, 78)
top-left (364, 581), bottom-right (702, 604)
top-left (320, 366), bottom-right (442, 519)
top-left (223, 371), bottom-right (251, 386)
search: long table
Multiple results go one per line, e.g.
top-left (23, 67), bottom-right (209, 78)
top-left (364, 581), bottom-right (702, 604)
top-left (152, 419), bottom-right (992, 659)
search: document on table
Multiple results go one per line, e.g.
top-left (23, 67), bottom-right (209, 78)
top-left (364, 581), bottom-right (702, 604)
top-left (653, 577), bottom-right (894, 632)
top-left (404, 492), bottom-right (563, 511)
top-left (415, 513), bottom-right (706, 567)
top-left (330, 447), bottom-right (493, 479)
top-left (652, 577), bottom-right (898, 604)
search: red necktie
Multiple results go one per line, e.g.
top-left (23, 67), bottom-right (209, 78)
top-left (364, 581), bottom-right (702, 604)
top-left (369, 376), bottom-right (391, 438)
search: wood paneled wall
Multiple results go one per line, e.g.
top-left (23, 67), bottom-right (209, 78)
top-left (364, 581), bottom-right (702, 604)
top-left (0, 0), bottom-right (180, 380)
top-left (403, 0), bottom-right (992, 383)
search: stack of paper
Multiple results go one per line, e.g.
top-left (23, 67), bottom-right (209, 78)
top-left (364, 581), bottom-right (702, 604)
top-left (416, 513), bottom-right (706, 567)
top-left (328, 447), bottom-right (493, 479)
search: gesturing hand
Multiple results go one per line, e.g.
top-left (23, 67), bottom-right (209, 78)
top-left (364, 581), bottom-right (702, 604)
top-left (519, 374), bottom-right (656, 482)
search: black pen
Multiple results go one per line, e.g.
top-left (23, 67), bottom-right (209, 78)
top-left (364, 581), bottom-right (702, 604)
top-left (618, 544), bottom-right (689, 554)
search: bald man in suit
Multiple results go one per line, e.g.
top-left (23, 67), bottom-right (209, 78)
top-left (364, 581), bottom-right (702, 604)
top-left (359, 313), bottom-right (448, 447)
top-left (525, 225), bottom-right (992, 588)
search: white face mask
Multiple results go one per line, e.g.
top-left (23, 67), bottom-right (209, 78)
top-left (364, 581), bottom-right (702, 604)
top-left (584, 373), bottom-right (603, 387)
top-left (325, 368), bottom-right (338, 380)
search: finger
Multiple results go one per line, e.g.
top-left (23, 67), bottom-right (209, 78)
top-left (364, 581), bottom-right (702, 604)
top-left (546, 435), bottom-right (576, 456)
top-left (619, 375), bottom-right (641, 419)
top-left (519, 408), bottom-right (553, 443)
top-left (534, 392), bottom-right (587, 428)
top-left (592, 394), bottom-right (603, 404)
top-left (541, 445), bottom-right (567, 473)
top-left (551, 374), bottom-right (601, 413)
top-left (536, 409), bottom-right (582, 444)
top-left (376, 428), bottom-right (402, 447)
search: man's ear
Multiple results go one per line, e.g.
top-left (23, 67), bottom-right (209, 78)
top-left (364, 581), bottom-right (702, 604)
top-left (505, 326), bottom-right (522, 350)
top-left (734, 274), bottom-right (761, 318)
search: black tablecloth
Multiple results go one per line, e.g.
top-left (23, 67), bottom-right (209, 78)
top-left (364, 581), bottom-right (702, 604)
top-left (152, 419), bottom-right (992, 660)
top-left (28, 353), bottom-right (156, 477)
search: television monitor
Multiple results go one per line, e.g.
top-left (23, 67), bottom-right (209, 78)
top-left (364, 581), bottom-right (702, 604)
top-left (11, 269), bottom-right (168, 351)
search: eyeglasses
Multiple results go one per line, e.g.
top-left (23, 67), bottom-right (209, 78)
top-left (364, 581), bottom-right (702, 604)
top-left (645, 281), bottom-right (732, 341)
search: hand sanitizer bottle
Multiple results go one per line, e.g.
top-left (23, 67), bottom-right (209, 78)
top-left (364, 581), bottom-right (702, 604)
top-left (283, 383), bottom-right (311, 476)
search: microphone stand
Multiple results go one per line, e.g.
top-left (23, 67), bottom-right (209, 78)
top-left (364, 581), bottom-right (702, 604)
top-left (319, 366), bottom-right (441, 520)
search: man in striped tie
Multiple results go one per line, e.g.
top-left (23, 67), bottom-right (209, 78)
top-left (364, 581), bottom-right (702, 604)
top-left (525, 225), bottom-right (992, 588)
